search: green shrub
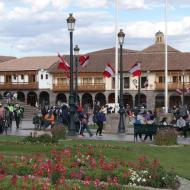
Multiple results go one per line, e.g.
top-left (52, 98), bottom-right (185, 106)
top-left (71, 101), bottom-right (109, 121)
top-left (51, 124), bottom-right (66, 142)
top-left (154, 128), bottom-right (178, 146)
top-left (22, 134), bottom-right (54, 144)
top-left (37, 134), bottom-right (53, 143)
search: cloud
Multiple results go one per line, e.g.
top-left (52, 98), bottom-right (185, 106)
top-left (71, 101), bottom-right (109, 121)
top-left (74, 0), bottom-right (109, 8)
top-left (120, 0), bottom-right (146, 10)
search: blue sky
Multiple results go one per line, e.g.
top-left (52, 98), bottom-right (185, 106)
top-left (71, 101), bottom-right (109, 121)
top-left (0, 0), bottom-right (190, 57)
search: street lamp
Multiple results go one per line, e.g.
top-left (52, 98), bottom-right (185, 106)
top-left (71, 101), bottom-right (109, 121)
top-left (67, 13), bottom-right (76, 136)
top-left (74, 45), bottom-right (80, 106)
top-left (117, 29), bottom-right (126, 134)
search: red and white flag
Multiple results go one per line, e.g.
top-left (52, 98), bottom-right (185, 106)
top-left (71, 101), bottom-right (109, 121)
top-left (57, 53), bottom-right (70, 78)
top-left (103, 63), bottom-right (115, 78)
top-left (79, 55), bottom-right (89, 67)
top-left (176, 88), bottom-right (182, 95)
top-left (129, 62), bottom-right (141, 77)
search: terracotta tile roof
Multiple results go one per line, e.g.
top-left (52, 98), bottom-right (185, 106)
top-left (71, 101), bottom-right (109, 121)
top-left (1, 43), bottom-right (190, 73)
top-left (142, 43), bottom-right (180, 53)
top-left (0, 56), bottom-right (16, 63)
top-left (49, 46), bottom-right (190, 73)
top-left (0, 56), bottom-right (58, 71)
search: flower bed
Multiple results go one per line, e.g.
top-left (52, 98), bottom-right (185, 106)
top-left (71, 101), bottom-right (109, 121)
top-left (0, 145), bottom-right (179, 189)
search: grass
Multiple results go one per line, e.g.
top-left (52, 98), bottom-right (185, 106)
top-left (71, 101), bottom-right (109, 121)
top-left (0, 136), bottom-right (190, 180)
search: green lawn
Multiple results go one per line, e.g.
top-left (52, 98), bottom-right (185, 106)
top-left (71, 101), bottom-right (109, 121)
top-left (0, 135), bottom-right (190, 180)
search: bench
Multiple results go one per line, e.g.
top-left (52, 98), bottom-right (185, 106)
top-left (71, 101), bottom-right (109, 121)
top-left (134, 124), bottom-right (173, 141)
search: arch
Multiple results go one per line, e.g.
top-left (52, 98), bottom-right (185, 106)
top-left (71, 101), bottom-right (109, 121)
top-left (135, 93), bottom-right (147, 108)
top-left (27, 91), bottom-right (37, 106)
top-left (56, 93), bottom-right (67, 105)
top-left (108, 93), bottom-right (115, 103)
top-left (39, 91), bottom-right (50, 106)
top-left (155, 94), bottom-right (165, 108)
top-left (169, 95), bottom-right (181, 108)
top-left (82, 93), bottom-right (93, 111)
top-left (123, 93), bottom-right (133, 108)
top-left (17, 91), bottom-right (25, 102)
top-left (95, 93), bottom-right (106, 106)
top-left (0, 93), bottom-right (2, 100)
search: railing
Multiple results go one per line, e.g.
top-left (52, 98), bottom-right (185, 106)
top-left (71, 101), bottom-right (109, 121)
top-left (0, 82), bottom-right (38, 90)
top-left (155, 82), bottom-right (190, 90)
top-left (53, 83), bottom-right (105, 92)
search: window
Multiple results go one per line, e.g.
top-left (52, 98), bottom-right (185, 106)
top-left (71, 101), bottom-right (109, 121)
top-left (41, 74), bottom-right (43, 80)
top-left (173, 76), bottom-right (177, 83)
top-left (112, 77), bottom-right (115, 89)
top-left (83, 77), bottom-right (92, 84)
top-left (94, 77), bottom-right (103, 84)
top-left (57, 78), bottom-right (67, 85)
top-left (29, 74), bottom-right (36, 82)
top-left (124, 77), bottom-right (130, 88)
top-left (21, 75), bottom-right (24, 80)
top-left (141, 77), bottom-right (147, 88)
top-left (6, 75), bottom-right (11, 82)
top-left (46, 74), bottom-right (48, 79)
top-left (13, 75), bottom-right (17, 80)
top-left (158, 76), bottom-right (164, 83)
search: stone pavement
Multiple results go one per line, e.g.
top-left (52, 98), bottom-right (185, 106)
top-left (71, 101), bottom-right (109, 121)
top-left (1, 120), bottom-right (190, 145)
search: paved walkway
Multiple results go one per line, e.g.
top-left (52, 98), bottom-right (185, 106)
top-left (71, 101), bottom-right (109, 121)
top-left (1, 120), bottom-right (190, 145)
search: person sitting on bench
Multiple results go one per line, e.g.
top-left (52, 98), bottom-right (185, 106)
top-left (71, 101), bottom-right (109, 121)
top-left (43, 110), bottom-right (55, 129)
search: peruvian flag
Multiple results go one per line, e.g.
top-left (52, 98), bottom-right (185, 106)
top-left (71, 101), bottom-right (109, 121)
top-left (79, 55), bottom-right (90, 67)
top-left (129, 62), bottom-right (141, 77)
top-left (57, 53), bottom-right (70, 78)
top-left (176, 88), bottom-right (182, 95)
top-left (103, 63), bottom-right (115, 78)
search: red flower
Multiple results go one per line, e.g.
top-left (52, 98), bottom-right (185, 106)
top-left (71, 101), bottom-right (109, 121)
top-left (11, 174), bottom-right (18, 186)
top-left (94, 179), bottom-right (100, 187)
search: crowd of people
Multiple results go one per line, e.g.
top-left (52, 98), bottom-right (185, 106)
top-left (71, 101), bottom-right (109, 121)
top-left (32, 101), bottom-right (107, 137)
top-left (0, 102), bottom-right (24, 134)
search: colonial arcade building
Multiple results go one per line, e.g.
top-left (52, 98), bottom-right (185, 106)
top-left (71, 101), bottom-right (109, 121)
top-left (0, 32), bottom-right (190, 111)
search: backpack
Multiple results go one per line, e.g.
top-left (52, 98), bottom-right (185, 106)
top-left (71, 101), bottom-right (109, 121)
top-left (97, 112), bottom-right (106, 123)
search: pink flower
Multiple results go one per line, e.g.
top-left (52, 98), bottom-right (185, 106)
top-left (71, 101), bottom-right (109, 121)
top-left (94, 179), bottom-right (100, 187)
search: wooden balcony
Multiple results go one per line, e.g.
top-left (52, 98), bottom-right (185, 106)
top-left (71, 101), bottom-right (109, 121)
top-left (0, 82), bottom-right (38, 90)
top-left (53, 83), bottom-right (105, 92)
top-left (155, 82), bottom-right (190, 90)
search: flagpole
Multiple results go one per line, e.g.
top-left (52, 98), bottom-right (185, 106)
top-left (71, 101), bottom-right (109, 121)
top-left (164, 0), bottom-right (168, 113)
top-left (138, 76), bottom-right (141, 112)
top-left (115, 0), bottom-right (119, 112)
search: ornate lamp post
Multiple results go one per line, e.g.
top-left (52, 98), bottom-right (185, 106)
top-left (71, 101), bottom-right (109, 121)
top-left (74, 45), bottom-right (80, 106)
top-left (117, 29), bottom-right (126, 134)
top-left (67, 13), bottom-right (76, 136)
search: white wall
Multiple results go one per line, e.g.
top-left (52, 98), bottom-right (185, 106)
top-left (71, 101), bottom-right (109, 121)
top-left (38, 70), bottom-right (52, 89)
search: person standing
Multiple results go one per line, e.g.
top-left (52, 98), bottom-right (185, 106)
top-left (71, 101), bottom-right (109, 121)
top-left (14, 104), bottom-right (22, 129)
top-left (176, 116), bottom-right (187, 138)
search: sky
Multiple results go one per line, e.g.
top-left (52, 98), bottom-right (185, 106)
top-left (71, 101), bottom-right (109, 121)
top-left (0, 0), bottom-right (190, 57)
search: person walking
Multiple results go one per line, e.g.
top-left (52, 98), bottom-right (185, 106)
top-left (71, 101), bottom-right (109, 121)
top-left (96, 108), bottom-right (106, 136)
top-left (79, 109), bottom-right (93, 137)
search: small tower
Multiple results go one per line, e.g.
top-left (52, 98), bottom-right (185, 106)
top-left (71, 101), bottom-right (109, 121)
top-left (155, 31), bottom-right (164, 44)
